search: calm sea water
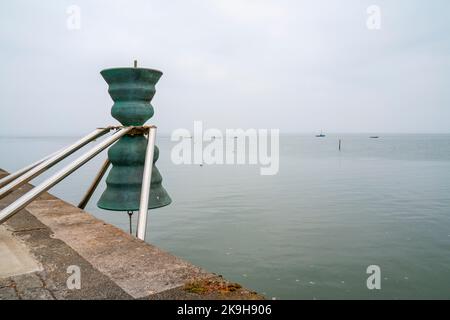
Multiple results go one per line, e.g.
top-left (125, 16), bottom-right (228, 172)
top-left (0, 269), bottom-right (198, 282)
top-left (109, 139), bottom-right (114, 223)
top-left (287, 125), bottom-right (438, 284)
top-left (1, 134), bottom-right (449, 299)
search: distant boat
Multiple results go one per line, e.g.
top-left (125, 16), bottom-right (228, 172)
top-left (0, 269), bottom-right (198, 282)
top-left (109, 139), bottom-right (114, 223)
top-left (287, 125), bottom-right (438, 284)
top-left (370, 136), bottom-right (379, 139)
top-left (315, 131), bottom-right (326, 138)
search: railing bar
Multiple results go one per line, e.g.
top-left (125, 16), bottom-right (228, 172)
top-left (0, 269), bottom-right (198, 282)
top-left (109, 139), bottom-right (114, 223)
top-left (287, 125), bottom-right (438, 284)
top-left (0, 127), bottom-right (132, 225)
top-left (77, 159), bottom-right (111, 209)
top-left (0, 127), bottom-right (111, 200)
top-left (136, 126), bottom-right (157, 241)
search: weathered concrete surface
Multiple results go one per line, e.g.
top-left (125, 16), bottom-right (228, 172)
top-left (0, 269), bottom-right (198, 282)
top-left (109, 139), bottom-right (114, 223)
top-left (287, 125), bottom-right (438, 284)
top-left (0, 169), bottom-right (262, 300)
top-left (0, 226), bottom-right (41, 278)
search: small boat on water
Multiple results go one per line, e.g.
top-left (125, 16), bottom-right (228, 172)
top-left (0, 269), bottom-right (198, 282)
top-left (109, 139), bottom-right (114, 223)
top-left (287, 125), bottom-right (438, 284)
top-left (316, 130), bottom-right (326, 138)
top-left (370, 136), bottom-right (379, 139)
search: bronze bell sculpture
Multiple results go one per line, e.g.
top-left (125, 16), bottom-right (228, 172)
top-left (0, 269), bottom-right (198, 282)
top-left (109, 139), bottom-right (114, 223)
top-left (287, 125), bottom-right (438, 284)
top-left (97, 66), bottom-right (171, 212)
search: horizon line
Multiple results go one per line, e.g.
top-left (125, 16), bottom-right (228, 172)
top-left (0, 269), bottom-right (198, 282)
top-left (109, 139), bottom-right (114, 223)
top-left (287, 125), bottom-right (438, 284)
top-left (1, 132), bottom-right (450, 139)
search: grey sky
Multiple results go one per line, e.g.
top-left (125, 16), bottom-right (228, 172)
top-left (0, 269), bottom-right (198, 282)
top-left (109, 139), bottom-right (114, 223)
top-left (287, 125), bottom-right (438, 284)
top-left (1, 0), bottom-right (449, 136)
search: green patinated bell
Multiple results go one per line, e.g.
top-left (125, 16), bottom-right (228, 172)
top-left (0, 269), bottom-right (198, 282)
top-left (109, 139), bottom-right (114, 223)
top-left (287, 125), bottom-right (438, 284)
top-left (97, 67), bottom-right (171, 211)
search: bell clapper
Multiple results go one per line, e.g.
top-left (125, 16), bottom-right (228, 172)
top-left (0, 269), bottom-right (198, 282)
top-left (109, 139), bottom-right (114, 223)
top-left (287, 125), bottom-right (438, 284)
top-left (127, 210), bottom-right (134, 234)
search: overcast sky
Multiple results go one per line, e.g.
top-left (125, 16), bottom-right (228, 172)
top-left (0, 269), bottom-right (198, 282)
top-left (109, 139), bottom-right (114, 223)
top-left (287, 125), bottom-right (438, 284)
top-left (1, 0), bottom-right (449, 136)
